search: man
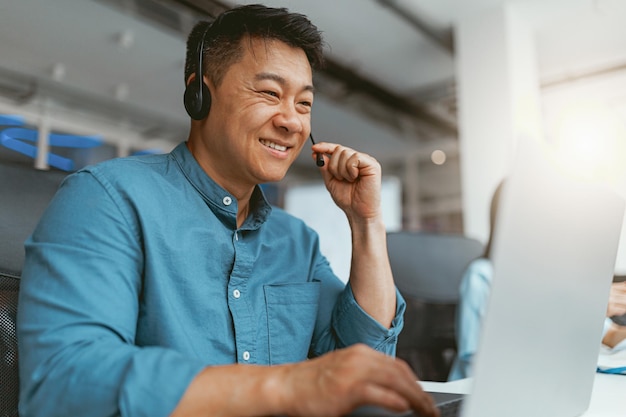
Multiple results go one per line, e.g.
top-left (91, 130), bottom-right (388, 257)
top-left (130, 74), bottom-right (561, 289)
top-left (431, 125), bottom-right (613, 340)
top-left (17, 5), bottom-right (439, 417)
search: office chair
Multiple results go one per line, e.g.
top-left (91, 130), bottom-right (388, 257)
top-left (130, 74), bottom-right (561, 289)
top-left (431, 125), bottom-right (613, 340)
top-left (387, 231), bottom-right (484, 382)
top-left (0, 272), bottom-right (20, 417)
top-left (0, 144), bottom-right (67, 417)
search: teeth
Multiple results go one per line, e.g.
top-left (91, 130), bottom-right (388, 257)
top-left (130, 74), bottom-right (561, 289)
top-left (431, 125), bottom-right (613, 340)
top-left (260, 139), bottom-right (287, 152)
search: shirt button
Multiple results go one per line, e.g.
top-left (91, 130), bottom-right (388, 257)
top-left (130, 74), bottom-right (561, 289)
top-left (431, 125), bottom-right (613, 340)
top-left (233, 289), bottom-right (241, 299)
top-left (242, 351), bottom-right (250, 361)
top-left (222, 196), bottom-right (232, 206)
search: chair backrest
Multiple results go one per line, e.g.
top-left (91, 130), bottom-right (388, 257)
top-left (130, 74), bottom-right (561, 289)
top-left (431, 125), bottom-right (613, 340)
top-left (0, 273), bottom-right (20, 417)
top-left (0, 149), bottom-right (67, 277)
top-left (387, 231), bottom-right (484, 303)
top-left (0, 145), bottom-right (67, 416)
top-left (387, 231), bottom-right (484, 381)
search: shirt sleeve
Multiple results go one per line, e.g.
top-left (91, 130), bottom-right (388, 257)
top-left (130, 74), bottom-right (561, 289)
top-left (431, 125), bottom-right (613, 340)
top-left (308, 250), bottom-right (405, 357)
top-left (17, 171), bottom-right (206, 417)
top-left (331, 283), bottom-right (405, 356)
top-left (449, 258), bottom-right (493, 380)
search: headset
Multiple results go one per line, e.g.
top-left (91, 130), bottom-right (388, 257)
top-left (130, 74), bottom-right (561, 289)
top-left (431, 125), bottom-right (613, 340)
top-left (183, 22), bottom-right (214, 120)
top-left (183, 13), bottom-right (325, 167)
top-left (309, 133), bottom-right (325, 167)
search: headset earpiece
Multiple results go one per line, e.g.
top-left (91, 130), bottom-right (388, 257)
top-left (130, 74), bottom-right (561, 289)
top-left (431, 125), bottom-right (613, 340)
top-left (184, 75), bottom-right (211, 120)
top-left (184, 25), bottom-right (212, 120)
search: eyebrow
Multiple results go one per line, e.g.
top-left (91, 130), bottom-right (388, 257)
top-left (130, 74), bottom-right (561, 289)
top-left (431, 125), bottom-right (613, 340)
top-left (255, 72), bottom-right (315, 94)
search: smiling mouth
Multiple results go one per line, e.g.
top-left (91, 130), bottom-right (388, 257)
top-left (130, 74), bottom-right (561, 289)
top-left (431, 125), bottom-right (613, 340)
top-left (260, 139), bottom-right (288, 152)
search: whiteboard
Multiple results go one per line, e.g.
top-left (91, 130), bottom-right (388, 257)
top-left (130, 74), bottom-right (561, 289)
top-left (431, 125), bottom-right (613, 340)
top-left (284, 177), bottom-right (402, 283)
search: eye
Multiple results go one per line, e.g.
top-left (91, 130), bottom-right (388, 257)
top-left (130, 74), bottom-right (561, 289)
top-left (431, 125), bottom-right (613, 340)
top-left (262, 90), bottom-right (279, 98)
top-left (297, 101), bottom-right (313, 114)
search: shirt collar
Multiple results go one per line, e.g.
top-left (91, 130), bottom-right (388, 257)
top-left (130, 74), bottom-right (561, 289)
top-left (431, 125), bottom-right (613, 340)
top-left (170, 142), bottom-right (272, 230)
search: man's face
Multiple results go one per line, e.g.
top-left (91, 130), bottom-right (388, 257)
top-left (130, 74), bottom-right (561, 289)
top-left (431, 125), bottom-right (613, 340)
top-left (201, 37), bottom-right (314, 192)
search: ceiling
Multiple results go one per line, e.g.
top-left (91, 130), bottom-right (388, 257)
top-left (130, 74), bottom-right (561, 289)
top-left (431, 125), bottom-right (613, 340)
top-left (0, 0), bottom-right (625, 225)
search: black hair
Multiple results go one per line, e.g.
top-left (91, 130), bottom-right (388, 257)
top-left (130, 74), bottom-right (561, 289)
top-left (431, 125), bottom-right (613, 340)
top-left (184, 4), bottom-right (325, 87)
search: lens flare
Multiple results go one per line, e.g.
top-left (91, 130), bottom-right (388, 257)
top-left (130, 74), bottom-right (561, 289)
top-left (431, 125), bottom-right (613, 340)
top-left (550, 101), bottom-right (626, 184)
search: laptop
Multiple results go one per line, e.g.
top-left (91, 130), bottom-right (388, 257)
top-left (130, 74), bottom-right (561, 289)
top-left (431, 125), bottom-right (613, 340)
top-left (351, 139), bottom-right (625, 417)
top-left (349, 391), bottom-right (464, 417)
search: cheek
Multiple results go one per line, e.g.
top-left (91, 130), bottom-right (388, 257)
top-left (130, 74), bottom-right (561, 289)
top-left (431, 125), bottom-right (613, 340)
top-left (294, 142), bottom-right (307, 157)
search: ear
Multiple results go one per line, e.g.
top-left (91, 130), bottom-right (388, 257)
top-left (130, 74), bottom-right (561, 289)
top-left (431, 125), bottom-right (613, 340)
top-left (187, 73), bottom-right (214, 92)
top-left (186, 73), bottom-right (196, 87)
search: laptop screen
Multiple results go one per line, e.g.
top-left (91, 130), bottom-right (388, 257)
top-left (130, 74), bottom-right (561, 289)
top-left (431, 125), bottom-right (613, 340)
top-left (461, 140), bottom-right (625, 417)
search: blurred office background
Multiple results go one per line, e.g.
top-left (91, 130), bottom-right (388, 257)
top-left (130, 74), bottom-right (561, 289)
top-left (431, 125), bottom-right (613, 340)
top-left (1, 0), bottom-right (626, 278)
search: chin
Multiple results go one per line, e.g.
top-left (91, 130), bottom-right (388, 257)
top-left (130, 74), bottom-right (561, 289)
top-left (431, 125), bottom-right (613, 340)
top-left (262, 174), bottom-right (286, 184)
top-left (253, 158), bottom-right (294, 184)
top-left (260, 170), bottom-right (288, 184)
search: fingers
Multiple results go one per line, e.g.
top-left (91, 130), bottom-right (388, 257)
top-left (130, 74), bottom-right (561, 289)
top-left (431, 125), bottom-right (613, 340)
top-left (311, 142), bottom-right (379, 181)
top-left (340, 345), bottom-right (440, 417)
top-left (285, 344), bottom-right (439, 417)
top-left (328, 146), bottom-right (361, 182)
top-left (381, 358), bottom-right (440, 417)
top-left (355, 384), bottom-right (410, 412)
top-left (608, 282), bottom-right (626, 316)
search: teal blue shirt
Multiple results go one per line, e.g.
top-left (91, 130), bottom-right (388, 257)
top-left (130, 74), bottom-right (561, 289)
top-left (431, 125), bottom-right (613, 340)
top-left (17, 142), bottom-right (405, 417)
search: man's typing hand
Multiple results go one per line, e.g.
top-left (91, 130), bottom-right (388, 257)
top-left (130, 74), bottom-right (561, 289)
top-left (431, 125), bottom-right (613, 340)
top-left (275, 344), bottom-right (440, 417)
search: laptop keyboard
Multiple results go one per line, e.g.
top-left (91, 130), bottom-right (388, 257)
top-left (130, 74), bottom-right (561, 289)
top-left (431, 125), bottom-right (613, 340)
top-left (429, 392), bottom-right (464, 417)
top-left (437, 398), bottom-right (462, 417)
top-left (346, 392), bottom-right (464, 417)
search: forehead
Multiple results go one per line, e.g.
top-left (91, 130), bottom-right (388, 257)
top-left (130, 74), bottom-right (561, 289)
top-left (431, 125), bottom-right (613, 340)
top-left (231, 37), bottom-right (313, 85)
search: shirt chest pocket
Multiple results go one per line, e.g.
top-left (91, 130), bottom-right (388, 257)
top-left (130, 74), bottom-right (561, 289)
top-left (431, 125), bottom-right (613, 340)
top-left (263, 282), bottom-right (321, 365)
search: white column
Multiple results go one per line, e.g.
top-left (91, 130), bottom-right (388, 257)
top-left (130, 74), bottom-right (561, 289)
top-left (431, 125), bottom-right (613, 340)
top-left (455, 3), bottom-right (543, 243)
top-left (403, 150), bottom-right (421, 230)
top-left (35, 100), bottom-right (51, 171)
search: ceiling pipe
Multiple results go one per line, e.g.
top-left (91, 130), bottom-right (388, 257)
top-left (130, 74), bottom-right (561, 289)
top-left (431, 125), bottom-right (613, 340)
top-left (168, 0), bottom-right (230, 18)
top-left (541, 61), bottom-right (626, 90)
top-left (322, 59), bottom-right (458, 136)
top-left (0, 66), bottom-right (186, 138)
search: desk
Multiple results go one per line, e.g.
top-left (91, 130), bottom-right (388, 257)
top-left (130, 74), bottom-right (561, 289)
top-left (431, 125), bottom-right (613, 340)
top-left (420, 373), bottom-right (626, 416)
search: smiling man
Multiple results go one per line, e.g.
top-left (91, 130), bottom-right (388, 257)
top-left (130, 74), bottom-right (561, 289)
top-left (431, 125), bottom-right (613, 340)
top-left (17, 4), bottom-right (438, 417)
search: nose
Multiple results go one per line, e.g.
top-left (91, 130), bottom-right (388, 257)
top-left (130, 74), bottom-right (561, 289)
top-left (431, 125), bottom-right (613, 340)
top-left (274, 102), bottom-right (304, 134)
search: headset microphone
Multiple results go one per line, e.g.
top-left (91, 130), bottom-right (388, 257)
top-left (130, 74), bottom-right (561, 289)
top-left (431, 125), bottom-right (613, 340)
top-left (309, 133), bottom-right (325, 167)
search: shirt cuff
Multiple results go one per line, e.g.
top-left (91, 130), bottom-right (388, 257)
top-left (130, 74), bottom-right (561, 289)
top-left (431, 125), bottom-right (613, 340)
top-left (332, 283), bottom-right (405, 356)
top-left (119, 349), bottom-right (207, 417)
